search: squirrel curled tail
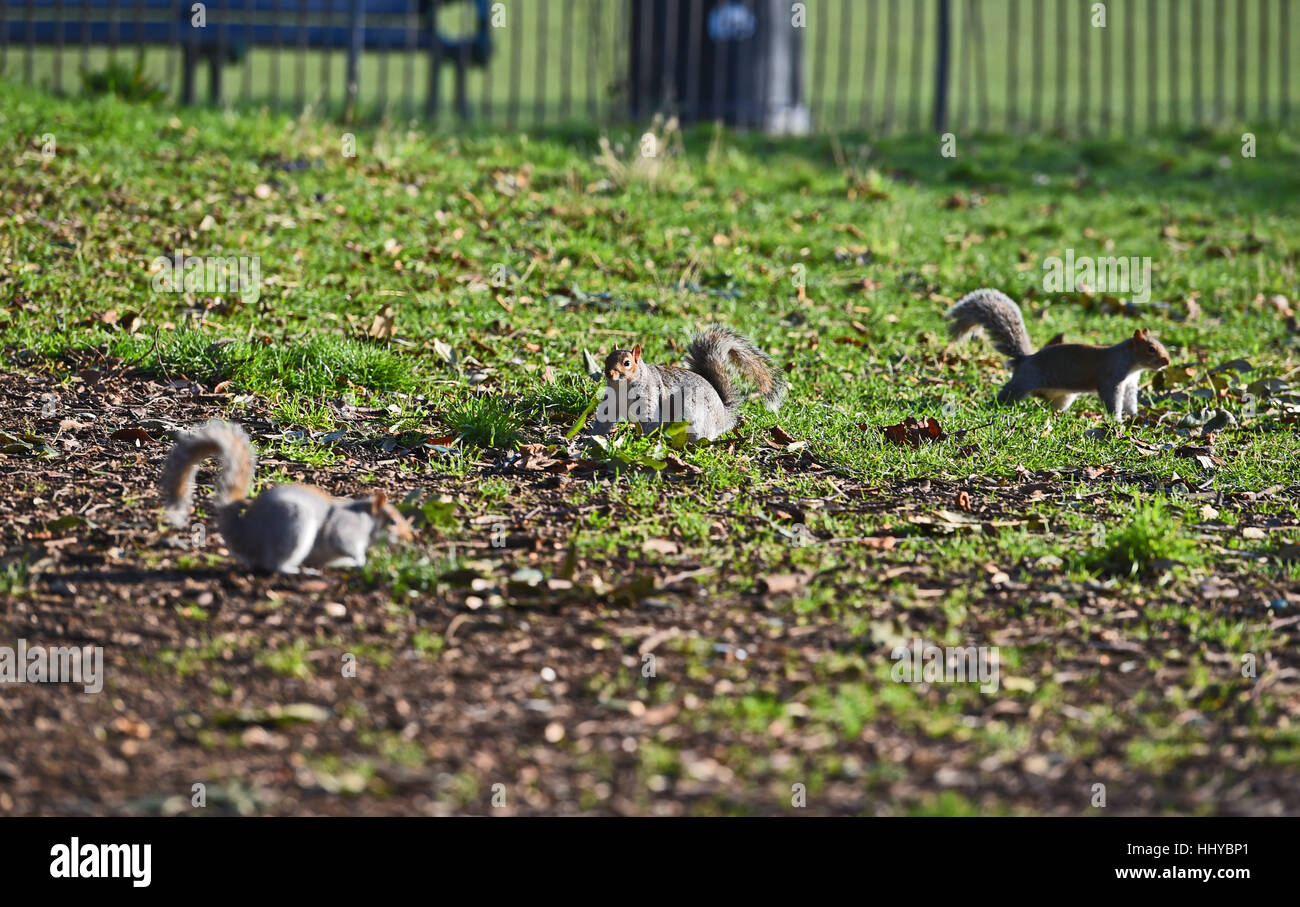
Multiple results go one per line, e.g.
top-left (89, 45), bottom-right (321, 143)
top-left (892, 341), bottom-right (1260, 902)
top-left (686, 326), bottom-right (788, 415)
top-left (160, 420), bottom-right (256, 536)
top-left (946, 287), bottom-right (1034, 363)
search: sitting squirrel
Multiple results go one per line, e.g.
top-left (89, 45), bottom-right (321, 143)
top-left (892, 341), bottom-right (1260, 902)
top-left (160, 421), bottom-right (413, 573)
top-left (593, 326), bottom-right (788, 441)
top-left (947, 288), bottom-right (1170, 421)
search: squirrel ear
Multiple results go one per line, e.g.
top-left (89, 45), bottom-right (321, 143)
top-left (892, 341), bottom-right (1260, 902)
top-left (632, 344), bottom-right (642, 361)
top-left (370, 491), bottom-right (387, 515)
top-left (1133, 329), bottom-right (1144, 339)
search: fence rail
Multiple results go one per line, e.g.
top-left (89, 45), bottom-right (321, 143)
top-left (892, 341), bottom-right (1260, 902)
top-left (0, 0), bottom-right (1295, 133)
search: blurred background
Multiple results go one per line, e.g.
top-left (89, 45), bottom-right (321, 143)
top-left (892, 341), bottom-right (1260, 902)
top-left (0, 0), bottom-right (1294, 134)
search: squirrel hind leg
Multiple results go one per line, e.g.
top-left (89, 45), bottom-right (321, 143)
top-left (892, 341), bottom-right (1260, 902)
top-left (1047, 392), bottom-right (1078, 412)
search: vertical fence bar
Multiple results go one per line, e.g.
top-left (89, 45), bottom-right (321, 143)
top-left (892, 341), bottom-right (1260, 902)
top-left (213, 0), bottom-right (225, 103)
top-left (242, 1), bottom-right (254, 104)
top-left (23, 0), bottom-right (33, 84)
top-left (637, 0), bottom-right (652, 119)
top-left (1007, 0), bottom-right (1018, 131)
top-left (683, 0), bottom-right (701, 121)
top-left (1170, 0), bottom-right (1179, 126)
top-left (377, 6), bottom-right (389, 115)
top-left (109, 0), bottom-right (118, 65)
top-left (506, 0), bottom-right (520, 127)
top-left (910, 0), bottom-right (925, 131)
top-left (834, 0), bottom-right (850, 128)
top-left (1214, 0), bottom-right (1225, 121)
top-left (956, 0), bottom-right (968, 133)
top-left (134, 0), bottom-right (143, 75)
top-left (53, 0), bottom-right (64, 92)
top-left (427, 0), bottom-right (442, 120)
top-left (1147, 0), bottom-right (1157, 129)
top-left (297, 0), bottom-right (308, 111)
top-left (81, 0), bottom-right (89, 78)
top-left (480, 0), bottom-right (494, 122)
top-left (1100, 0), bottom-right (1111, 132)
top-left (663, 0), bottom-right (680, 118)
top-left (1236, 0), bottom-right (1246, 119)
top-left (1192, 0), bottom-right (1203, 124)
top-left (402, 0), bottom-right (415, 118)
top-left (934, 0), bottom-right (950, 132)
top-left (319, 1), bottom-right (332, 115)
top-left (750, 0), bottom-right (766, 130)
top-left (1282, 0), bottom-right (1290, 121)
top-left (861, 0), bottom-right (876, 128)
top-left (1260, 0), bottom-right (1270, 121)
top-left (345, 0), bottom-right (363, 119)
top-left (716, 0), bottom-right (732, 123)
top-left (534, 0), bottom-right (548, 124)
top-left (183, 0), bottom-right (195, 102)
top-left (585, 0), bottom-right (598, 119)
top-left (970, 0), bottom-right (986, 131)
top-left (272, 0), bottom-right (283, 110)
top-left (614, 0), bottom-right (627, 122)
top-left (1124, 0), bottom-right (1134, 133)
top-left (1030, 0), bottom-right (1041, 129)
top-left (810, 0), bottom-right (826, 125)
top-left (167, 0), bottom-right (177, 102)
top-left (559, 0), bottom-right (573, 119)
top-left (883, 0), bottom-right (898, 131)
top-left (1078, 0), bottom-right (1089, 133)
top-left (1054, 0), bottom-right (1065, 131)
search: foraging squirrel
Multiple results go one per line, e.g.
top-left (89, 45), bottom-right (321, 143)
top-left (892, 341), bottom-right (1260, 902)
top-left (947, 288), bottom-right (1171, 421)
top-left (593, 326), bottom-right (788, 441)
top-left (160, 420), bottom-right (413, 573)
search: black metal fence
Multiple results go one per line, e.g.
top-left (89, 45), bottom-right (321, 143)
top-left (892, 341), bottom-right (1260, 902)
top-left (0, 0), bottom-right (1295, 133)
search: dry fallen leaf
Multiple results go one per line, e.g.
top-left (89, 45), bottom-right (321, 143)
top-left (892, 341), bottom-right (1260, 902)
top-left (876, 416), bottom-right (948, 448)
top-left (641, 538), bottom-right (679, 556)
top-left (110, 427), bottom-right (154, 445)
top-left (759, 574), bottom-right (805, 595)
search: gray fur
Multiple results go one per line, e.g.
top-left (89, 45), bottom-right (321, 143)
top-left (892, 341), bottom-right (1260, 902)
top-left (595, 328), bottom-right (786, 441)
top-left (947, 288), bottom-right (1035, 360)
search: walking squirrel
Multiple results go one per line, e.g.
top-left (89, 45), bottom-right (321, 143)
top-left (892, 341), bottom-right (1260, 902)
top-left (947, 288), bottom-right (1170, 421)
top-left (592, 326), bottom-right (788, 441)
top-left (160, 420), bottom-right (413, 573)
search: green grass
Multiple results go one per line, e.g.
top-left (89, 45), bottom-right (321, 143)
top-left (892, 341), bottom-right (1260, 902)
top-left (4, 75), bottom-right (1300, 814)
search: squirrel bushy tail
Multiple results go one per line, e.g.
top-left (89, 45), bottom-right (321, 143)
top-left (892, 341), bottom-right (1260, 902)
top-left (685, 326), bottom-right (788, 414)
top-left (160, 420), bottom-right (257, 528)
top-left (946, 288), bottom-right (1035, 362)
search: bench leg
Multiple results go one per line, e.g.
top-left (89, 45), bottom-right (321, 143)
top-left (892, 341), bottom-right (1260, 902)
top-left (208, 52), bottom-right (222, 105)
top-left (454, 61), bottom-right (469, 121)
top-left (182, 46), bottom-right (197, 105)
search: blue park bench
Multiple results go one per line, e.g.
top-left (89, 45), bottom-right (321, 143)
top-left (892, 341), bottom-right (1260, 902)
top-left (1, 0), bottom-right (492, 111)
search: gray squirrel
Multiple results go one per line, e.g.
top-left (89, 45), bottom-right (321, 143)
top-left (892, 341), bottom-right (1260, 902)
top-left (160, 421), bottom-right (413, 573)
top-left (947, 288), bottom-right (1171, 421)
top-left (592, 326), bottom-right (787, 441)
